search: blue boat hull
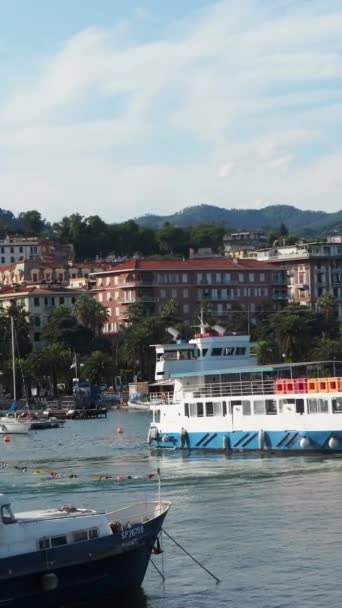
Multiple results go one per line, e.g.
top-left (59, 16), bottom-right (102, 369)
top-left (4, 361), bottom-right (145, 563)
top-left (0, 509), bottom-right (167, 607)
top-left (152, 429), bottom-right (342, 452)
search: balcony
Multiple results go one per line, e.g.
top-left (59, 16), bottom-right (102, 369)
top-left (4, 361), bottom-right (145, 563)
top-left (121, 280), bottom-right (156, 288)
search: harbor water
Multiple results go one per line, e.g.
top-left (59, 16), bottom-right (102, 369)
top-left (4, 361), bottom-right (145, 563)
top-left (1, 410), bottom-right (342, 608)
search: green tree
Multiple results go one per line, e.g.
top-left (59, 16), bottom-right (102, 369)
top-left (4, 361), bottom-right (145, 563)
top-left (18, 210), bottom-right (45, 235)
top-left (73, 293), bottom-right (109, 336)
top-left (190, 224), bottom-right (224, 252)
top-left (316, 293), bottom-right (338, 323)
top-left (157, 223), bottom-right (189, 255)
top-left (82, 351), bottom-right (113, 385)
top-left (0, 302), bottom-right (32, 359)
top-left (36, 344), bottom-right (71, 397)
top-left (42, 307), bottom-right (94, 353)
top-left (255, 340), bottom-right (276, 365)
top-left (310, 337), bottom-right (342, 361)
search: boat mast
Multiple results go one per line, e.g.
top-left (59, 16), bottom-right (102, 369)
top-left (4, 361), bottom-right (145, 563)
top-left (11, 316), bottom-right (16, 403)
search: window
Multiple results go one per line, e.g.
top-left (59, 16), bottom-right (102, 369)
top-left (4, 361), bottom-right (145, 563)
top-left (224, 272), bottom-right (231, 283)
top-left (160, 288), bottom-right (166, 298)
top-left (184, 403), bottom-right (189, 417)
top-left (51, 536), bottom-right (67, 547)
top-left (71, 297), bottom-right (76, 304)
top-left (34, 316), bottom-right (41, 327)
top-left (106, 292), bottom-right (111, 301)
top-left (183, 288), bottom-right (189, 298)
top-left (19, 246), bottom-right (23, 253)
top-left (39, 538), bottom-right (50, 550)
top-left (279, 399), bottom-right (295, 413)
top-left (266, 400), bottom-right (277, 415)
top-left (10, 247), bottom-right (14, 253)
top-left (242, 401), bottom-right (251, 415)
top-left (72, 530), bottom-right (88, 542)
top-left (183, 304), bottom-right (189, 314)
top-left (216, 273), bottom-right (221, 283)
top-left (88, 528), bottom-right (98, 539)
top-left (182, 273), bottom-right (188, 283)
top-left (238, 273), bottom-right (244, 282)
top-left (59, 297), bottom-right (65, 305)
top-left (296, 398), bottom-right (305, 414)
top-left (222, 401), bottom-right (227, 416)
top-left (0, 247), bottom-right (4, 253)
top-left (254, 400), bottom-right (266, 415)
top-left (206, 402), bottom-right (214, 417)
top-left (10, 257), bottom-right (14, 263)
top-left (249, 273), bottom-right (255, 282)
top-left (197, 402), bottom-right (204, 417)
top-left (212, 348), bottom-right (222, 356)
top-left (115, 307), bottom-right (120, 316)
top-left (332, 397), bottom-right (342, 413)
top-left (1, 504), bottom-right (16, 524)
top-left (171, 288), bottom-right (177, 298)
top-left (1, 258), bottom-right (4, 263)
top-left (260, 273), bottom-right (265, 282)
top-left (236, 347), bottom-right (246, 356)
top-left (34, 333), bottom-right (41, 342)
top-left (106, 277), bottom-right (111, 286)
top-left (34, 296), bottom-right (40, 306)
top-left (98, 293), bottom-right (103, 302)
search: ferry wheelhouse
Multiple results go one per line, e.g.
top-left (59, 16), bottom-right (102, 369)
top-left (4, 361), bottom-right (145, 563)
top-left (148, 329), bottom-right (342, 453)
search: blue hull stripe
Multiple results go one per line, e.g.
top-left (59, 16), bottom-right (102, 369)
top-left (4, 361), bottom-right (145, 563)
top-left (241, 432), bottom-right (258, 447)
top-left (202, 433), bottom-right (218, 447)
top-left (276, 432), bottom-right (290, 448)
top-left (195, 433), bottom-right (210, 447)
top-left (284, 432), bottom-right (299, 448)
top-left (233, 433), bottom-right (250, 448)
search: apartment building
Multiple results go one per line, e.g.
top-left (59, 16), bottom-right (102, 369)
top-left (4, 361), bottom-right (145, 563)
top-left (92, 257), bottom-right (287, 335)
top-left (223, 231), bottom-right (268, 256)
top-left (243, 236), bottom-right (342, 321)
top-left (0, 284), bottom-right (82, 350)
top-left (0, 259), bottom-right (110, 288)
top-left (0, 236), bottom-right (74, 265)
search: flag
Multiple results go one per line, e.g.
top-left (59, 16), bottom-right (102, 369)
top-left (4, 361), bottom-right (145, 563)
top-left (70, 354), bottom-right (77, 369)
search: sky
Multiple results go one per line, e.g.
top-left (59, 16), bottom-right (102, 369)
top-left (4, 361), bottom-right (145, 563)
top-left (0, 0), bottom-right (342, 222)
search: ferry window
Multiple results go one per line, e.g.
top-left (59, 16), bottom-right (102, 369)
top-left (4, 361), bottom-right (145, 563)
top-left (212, 348), bottom-right (222, 356)
top-left (222, 347), bottom-right (234, 356)
top-left (266, 400), bottom-right (277, 415)
top-left (202, 349), bottom-right (208, 357)
top-left (38, 538), bottom-right (51, 550)
top-left (189, 403), bottom-right (197, 417)
top-left (254, 400), bottom-right (266, 415)
top-left (242, 401), bottom-right (251, 416)
top-left (1, 504), bottom-right (16, 524)
top-left (295, 399), bottom-right (305, 415)
top-left (184, 403), bottom-right (189, 417)
top-left (213, 403), bottom-right (222, 416)
top-left (222, 401), bottom-right (227, 416)
top-left (89, 528), bottom-right (98, 539)
top-left (72, 530), bottom-right (88, 543)
top-left (206, 402), bottom-right (214, 417)
top-left (279, 399), bottom-right (295, 413)
top-left (332, 397), bottom-right (342, 413)
top-left (197, 402), bottom-right (204, 417)
top-left (154, 409), bottom-right (161, 423)
top-left (318, 399), bottom-right (328, 413)
top-left (308, 399), bottom-right (318, 414)
top-left (236, 347), bottom-right (246, 356)
top-left (51, 536), bottom-right (67, 547)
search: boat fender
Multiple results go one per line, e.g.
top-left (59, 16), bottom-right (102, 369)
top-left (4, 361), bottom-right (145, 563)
top-left (42, 572), bottom-right (58, 591)
top-left (223, 435), bottom-right (230, 451)
top-left (180, 427), bottom-right (189, 449)
top-left (258, 429), bottom-right (265, 451)
top-left (148, 427), bottom-right (159, 444)
top-left (329, 436), bottom-right (339, 450)
top-left (300, 437), bottom-right (310, 449)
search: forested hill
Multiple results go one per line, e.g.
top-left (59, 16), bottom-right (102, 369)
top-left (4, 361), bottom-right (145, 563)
top-left (135, 204), bottom-right (342, 234)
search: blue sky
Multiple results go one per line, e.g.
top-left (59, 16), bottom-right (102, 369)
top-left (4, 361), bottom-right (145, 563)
top-left (0, 0), bottom-right (341, 221)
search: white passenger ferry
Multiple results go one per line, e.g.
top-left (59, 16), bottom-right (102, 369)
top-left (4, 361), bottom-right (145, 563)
top-left (148, 326), bottom-right (342, 453)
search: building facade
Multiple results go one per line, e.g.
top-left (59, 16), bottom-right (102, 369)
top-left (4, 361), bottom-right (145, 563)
top-left (0, 259), bottom-right (110, 288)
top-left (243, 237), bottom-right (342, 321)
top-left (0, 284), bottom-right (82, 350)
top-left (0, 236), bottom-right (74, 265)
top-left (223, 231), bottom-right (268, 256)
top-left (92, 258), bottom-right (287, 335)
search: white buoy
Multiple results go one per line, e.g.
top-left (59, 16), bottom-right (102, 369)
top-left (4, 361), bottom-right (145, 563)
top-left (300, 437), bottom-right (310, 449)
top-left (329, 436), bottom-right (339, 450)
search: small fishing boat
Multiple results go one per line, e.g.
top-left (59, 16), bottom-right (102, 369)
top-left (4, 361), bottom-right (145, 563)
top-left (0, 492), bottom-right (170, 607)
top-left (127, 399), bottom-right (152, 411)
top-left (29, 417), bottom-right (64, 430)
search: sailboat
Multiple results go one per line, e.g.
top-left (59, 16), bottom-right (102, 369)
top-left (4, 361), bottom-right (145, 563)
top-left (0, 317), bottom-right (30, 435)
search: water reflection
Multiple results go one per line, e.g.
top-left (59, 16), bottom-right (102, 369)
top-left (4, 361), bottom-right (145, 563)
top-left (64, 588), bottom-right (151, 608)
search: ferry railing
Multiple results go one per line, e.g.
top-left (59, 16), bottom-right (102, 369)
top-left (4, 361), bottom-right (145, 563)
top-left (150, 379), bottom-right (276, 402)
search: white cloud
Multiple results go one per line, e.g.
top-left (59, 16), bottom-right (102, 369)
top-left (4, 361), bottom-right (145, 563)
top-left (0, 0), bottom-right (342, 220)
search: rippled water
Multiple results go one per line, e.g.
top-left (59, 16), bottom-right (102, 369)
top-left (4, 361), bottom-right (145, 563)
top-left (1, 410), bottom-right (342, 608)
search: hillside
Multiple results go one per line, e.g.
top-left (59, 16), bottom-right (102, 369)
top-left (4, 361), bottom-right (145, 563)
top-left (135, 204), bottom-right (335, 234)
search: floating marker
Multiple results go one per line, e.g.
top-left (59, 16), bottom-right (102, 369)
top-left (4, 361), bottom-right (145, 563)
top-left (116, 427), bottom-right (124, 434)
top-left (3, 435), bottom-right (11, 443)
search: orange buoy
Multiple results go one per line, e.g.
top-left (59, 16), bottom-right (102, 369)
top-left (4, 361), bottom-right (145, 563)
top-left (3, 435), bottom-right (11, 443)
top-left (116, 427), bottom-right (124, 434)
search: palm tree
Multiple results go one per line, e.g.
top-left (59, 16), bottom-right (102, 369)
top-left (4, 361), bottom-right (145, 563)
top-left (82, 351), bottom-right (113, 385)
top-left (73, 293), bottom-right (109, 336)
top-left (36, 344), bottom-right (71, 397)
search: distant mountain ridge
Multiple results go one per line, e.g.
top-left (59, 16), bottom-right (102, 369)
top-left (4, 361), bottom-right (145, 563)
top-left (135, 204), bottom-right (342, 235)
